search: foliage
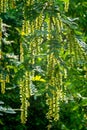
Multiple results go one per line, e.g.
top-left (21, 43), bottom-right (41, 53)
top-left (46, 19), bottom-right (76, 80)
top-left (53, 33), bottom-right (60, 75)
top-left (68, 0), bottom-right (87, 43)
top-left (0, 0), bottom-right (87, 129)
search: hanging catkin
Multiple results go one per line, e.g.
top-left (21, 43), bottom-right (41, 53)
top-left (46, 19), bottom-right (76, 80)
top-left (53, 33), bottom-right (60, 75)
top-left (7, 0), bottom-right (15, 9)
top-left (46, 55), bottom-right (64, 122)
top-left (0, 0), bottom-right (3, 12)
top-left (46, 15), bottom-right (62, 122)
top-left (64, 0), bottom-right (69, 12)
top-left (20, 18), bottom-right (31, 123)
top-left (0, 0), bottom-right (2, 68)
top-left (0, 0), bottom-right (6, 94)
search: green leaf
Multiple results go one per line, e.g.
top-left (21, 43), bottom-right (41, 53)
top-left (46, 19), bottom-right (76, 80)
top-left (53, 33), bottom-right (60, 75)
top-left (4, 107), bottom-right (16, 114)
top-left (81, 98), bottom-right (87, 106)
top-left (48, 85), bottom-right (57, 91)
top-left (0, 106), bottom-right (16, 114)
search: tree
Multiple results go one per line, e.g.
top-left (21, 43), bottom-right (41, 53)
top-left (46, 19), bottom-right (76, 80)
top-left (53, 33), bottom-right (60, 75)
top-left (0, 0), bottom-right (87, 129)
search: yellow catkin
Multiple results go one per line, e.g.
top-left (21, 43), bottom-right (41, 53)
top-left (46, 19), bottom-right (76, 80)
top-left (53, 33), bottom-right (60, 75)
top-left (46, 16), bottom-right (56, 122)
top-left (0, 0), bottom-right (7, 94)
top-left (0, 0), bottom-right (3, 12)
top-left (67, 31), bottom-right (74, 67)
top-left (20, 73), bottom-right (30, 124)
top-left (20, 1), bottom-right (31, 123)
top-left (54, 61), bottom-right (61, 120)
top-left (20, 80), bottom-right (27, 124)
top-left (20, 42), bottom-right (24, 62)
top-left (25, 71), bottom-right (30, 100)
top-left (0, 2), bottom-right (2, 92)
top-left (46, 54), bottom-right (53, 119)
top-left (20, 43), bottom-right (25, 123)
top-left (20, 21), bottom-right (25, 123)
top-left (46, 53), bottom-right (60, 121)
top-left (8, 0), bottom-right (15, 9)
top-left (73, 39), bottom-right (78, 63)
top-left (34, 16), bottom-right (42, 55)
top-left (0, 19), bottom-right (2, 60)
top-left (20, 68), bottom-right (30, 123)
top-left (45, 8), bottom-right (70, 123)
top-left (0, 74), bottom-right (5, 94)
top-left (64, 0), bottom-right (69, 12)
top-left (3, 0), bottom-right (7, 12)
top-left (1, 81), bottom-right (5, 94)
top-left (6, 74), bottom-right (10, 83)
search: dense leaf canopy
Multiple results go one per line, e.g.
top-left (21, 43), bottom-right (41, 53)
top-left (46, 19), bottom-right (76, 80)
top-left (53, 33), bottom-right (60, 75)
top-left (0, 0), bottom-right (87, 129)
